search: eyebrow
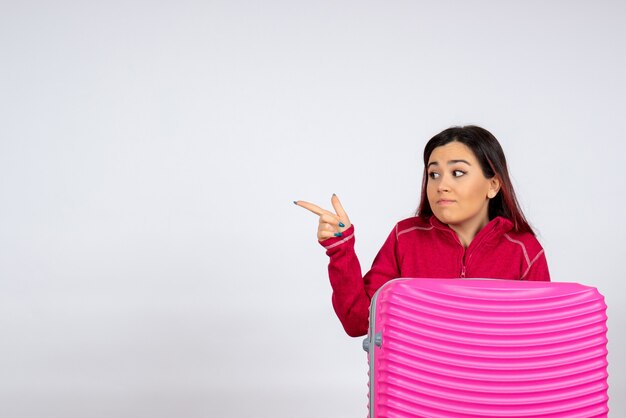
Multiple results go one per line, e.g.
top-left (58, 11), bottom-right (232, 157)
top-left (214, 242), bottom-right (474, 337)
top-left (427, 159), bottom-right (472, 168)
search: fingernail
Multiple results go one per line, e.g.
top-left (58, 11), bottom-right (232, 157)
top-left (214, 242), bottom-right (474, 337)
top-left (293, 201), bottom-right (297, 205)
top-left (333, 193), bottom-right (337, 197)
top-left (339, 222), bottom-right (345, 227)
top-left (334, 232), bottom-right (343, 237)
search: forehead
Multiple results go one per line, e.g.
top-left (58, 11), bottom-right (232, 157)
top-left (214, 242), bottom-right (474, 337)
top-left (428, 141), bottom-right (478, 163)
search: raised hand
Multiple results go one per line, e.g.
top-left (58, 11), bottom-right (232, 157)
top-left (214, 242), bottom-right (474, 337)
top-left (294, 194), bottom-right (352, 241)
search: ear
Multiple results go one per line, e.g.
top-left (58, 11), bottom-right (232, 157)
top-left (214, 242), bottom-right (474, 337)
top-left (487, 177), bottom-right (501, 199)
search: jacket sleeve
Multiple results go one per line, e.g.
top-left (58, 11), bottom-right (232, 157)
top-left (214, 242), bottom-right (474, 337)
top-left (320, 224), bottom-right (400, 337)
top-left (523, 248), bottom-right (551, 281)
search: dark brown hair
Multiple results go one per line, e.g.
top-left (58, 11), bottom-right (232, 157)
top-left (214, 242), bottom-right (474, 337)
top-left (416, 125), bottom-right (534, 234)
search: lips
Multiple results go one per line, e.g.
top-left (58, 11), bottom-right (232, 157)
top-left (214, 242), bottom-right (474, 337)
top-left (437, 199), bottom-right (456, 206)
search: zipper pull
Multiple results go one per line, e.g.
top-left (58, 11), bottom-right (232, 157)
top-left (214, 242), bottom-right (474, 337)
top-left (461, 265), bottom-right (466, 278)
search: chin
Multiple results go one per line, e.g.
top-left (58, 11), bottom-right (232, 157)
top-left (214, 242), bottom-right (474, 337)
top-left (431, 210), bottom-right (453, 224)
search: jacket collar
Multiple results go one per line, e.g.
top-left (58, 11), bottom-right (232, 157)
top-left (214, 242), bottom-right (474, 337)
top-left (429, 215), bottom-right (514, 243)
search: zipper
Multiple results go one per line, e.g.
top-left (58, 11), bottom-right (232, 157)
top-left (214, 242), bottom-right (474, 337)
top-left (460, 247), bottom-right (467, 278)
top-left (458, 226), bottom-right (497, 279)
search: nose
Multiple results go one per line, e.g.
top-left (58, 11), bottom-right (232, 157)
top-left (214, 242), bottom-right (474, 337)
top-left (437, 174), bottom-right (451, 193)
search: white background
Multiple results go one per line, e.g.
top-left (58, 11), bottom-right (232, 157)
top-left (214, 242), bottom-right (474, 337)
top-left (1, 1), bottom-right (624, 417)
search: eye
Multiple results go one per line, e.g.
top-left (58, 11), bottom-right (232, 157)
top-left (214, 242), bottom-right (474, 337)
top-left (428, 172), bottom-right (440, 179)
top-left (453, 170), bottom-right (466, 177)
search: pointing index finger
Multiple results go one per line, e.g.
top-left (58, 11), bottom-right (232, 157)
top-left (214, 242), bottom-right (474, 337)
top-left (294, 200), bottom-right (331, 217)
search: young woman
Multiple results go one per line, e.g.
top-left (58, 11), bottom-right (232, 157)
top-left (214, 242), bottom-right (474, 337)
top-left (295, 126), bottom-right (550, 337)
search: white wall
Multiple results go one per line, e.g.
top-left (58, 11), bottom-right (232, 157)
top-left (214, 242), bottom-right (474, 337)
top-left (1, 1), bottom-right (624, 417)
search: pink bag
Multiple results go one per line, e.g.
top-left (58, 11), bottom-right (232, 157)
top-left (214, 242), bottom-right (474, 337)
top-left (363, 279), bottom-right (609, 417)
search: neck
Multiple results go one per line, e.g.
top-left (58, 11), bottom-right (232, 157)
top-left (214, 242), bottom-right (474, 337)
top-left (449, 216), bottom-right (490, 248)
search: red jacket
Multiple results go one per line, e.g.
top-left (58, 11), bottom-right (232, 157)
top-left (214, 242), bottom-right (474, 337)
top-left (319, 216), bottom-right (550, 337)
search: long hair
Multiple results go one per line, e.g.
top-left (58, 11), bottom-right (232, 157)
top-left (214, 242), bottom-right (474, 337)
top-left (416, 125), bottom-right (534, 235)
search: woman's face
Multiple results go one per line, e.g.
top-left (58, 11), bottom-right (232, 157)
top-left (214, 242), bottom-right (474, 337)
top-left (426, 141), bottom-right (500, 231)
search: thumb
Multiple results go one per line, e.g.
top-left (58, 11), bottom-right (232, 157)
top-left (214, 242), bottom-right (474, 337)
top-left (331, 194), bottom-right (350, 224)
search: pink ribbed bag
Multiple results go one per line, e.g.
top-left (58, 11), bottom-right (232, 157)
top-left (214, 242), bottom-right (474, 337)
top-left (363, 278), bottom-right (609, 418)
